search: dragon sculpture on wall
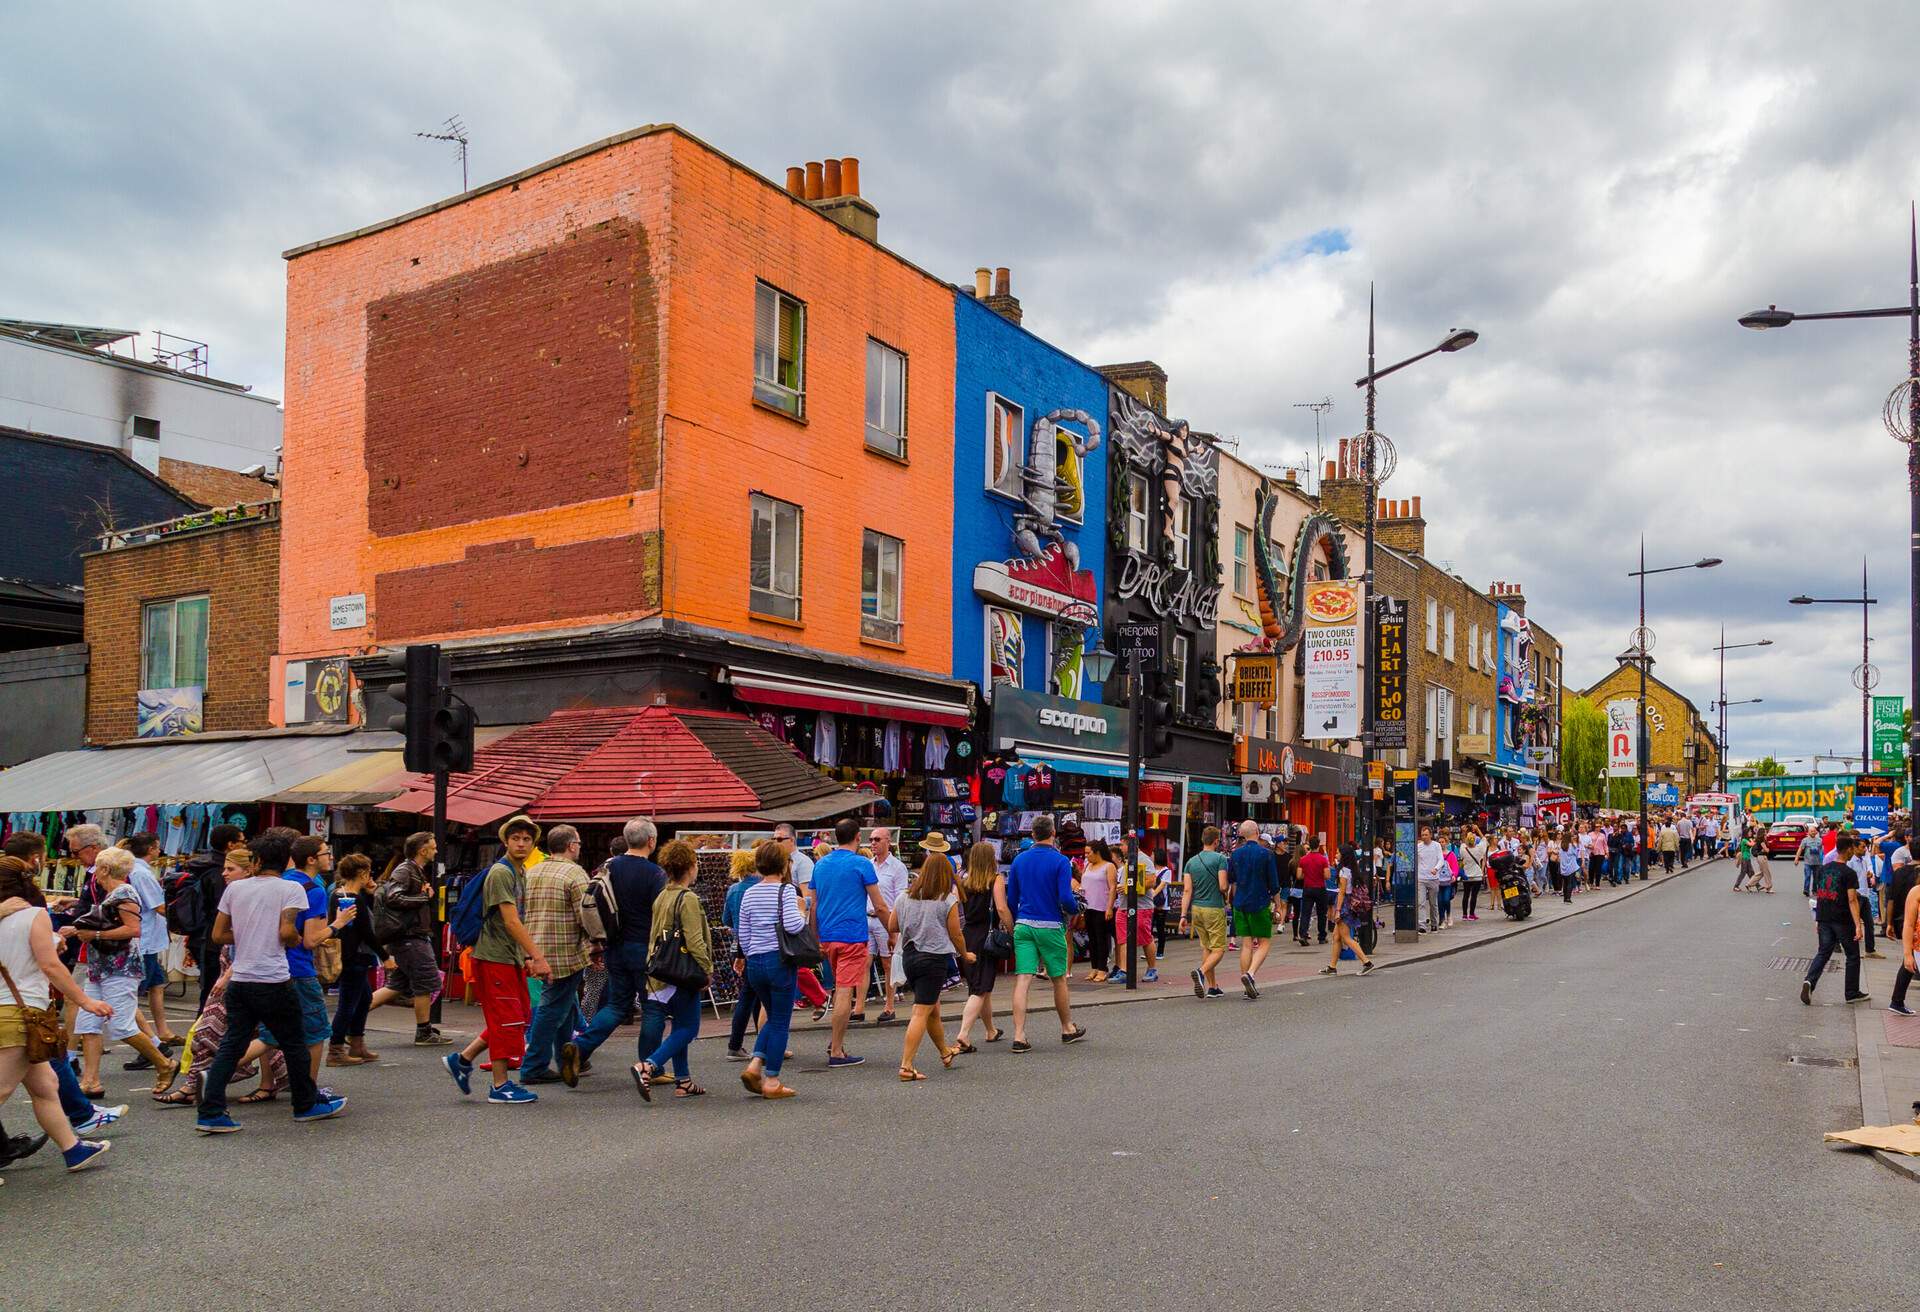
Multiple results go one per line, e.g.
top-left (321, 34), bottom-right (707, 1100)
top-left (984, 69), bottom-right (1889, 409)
top-left (1251, 481), bottom-right (1353, 651)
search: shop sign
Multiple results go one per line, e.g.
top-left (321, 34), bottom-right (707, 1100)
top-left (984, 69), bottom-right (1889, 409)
top-left (1302, 580), bottom-right (1360, 738)
top-left (1853, 774), bottom-right (1897, 831)
top-left (1645, 782), bottom-right (1679, 806)
top-left (1368, 759), bottom-right (1386, 799)
top-left (973, 546), bottom-right (1097, 621)
top-left (1232, 654), bottom-right (1276, 705)
top-left (137, 685), bottom-right (203, 738)
top-left (1115, 621), bottom-right (1161, 668)
top-left (1606, 699), bottom-right (1638, 777)
top-left (991, 685), bottom-right (1130, 755)
top-left (1872, 696), bottom-right (1904, 766)
top-left (1457, 733), bottom-right (1491, 758)
top-left (1242, 736), bottom-right (1364, 796)
top-left (1372, 597), bottom-right (1407, 748)
top-left (329, 593), bottom-right (367, 630)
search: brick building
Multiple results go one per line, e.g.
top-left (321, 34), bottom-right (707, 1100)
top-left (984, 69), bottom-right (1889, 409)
top-left (82, 501), bottom-right (280, 742)
top-left (276, 126), bottom-right (974, 852)
top-left (1579, 654), bottom-right (1721, 798)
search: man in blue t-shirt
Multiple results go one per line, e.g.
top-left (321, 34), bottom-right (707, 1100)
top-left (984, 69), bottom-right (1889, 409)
top-left (284, 832), bottom-right (351, 1088)
top-left (811, 816), bottom-right (894, 1067)
top-left (1004, 815), bottom-right (1088, 1052)
top-left (1223, 821), bottom-right (1279, 998)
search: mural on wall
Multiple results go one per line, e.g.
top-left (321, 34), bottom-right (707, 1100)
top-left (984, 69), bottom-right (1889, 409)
top-left (1106, 387), bottom-right (1222, 631)
top-left (1248, 482), bottom-right (1353, 651)
top-left (974, 407), bottom-right (1103, 700)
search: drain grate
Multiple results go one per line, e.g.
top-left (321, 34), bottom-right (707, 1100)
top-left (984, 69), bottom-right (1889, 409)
top-left (1769, 956), bottom-right (1834, 973)
top-left (1786, 1054), bottom-right (1857, 1069)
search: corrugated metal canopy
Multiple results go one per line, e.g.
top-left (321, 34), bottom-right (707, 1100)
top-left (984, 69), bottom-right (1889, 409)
top-left (0, 728), bottom-right (389, 812)
top-left (264, 727), bottom-right (518, 806)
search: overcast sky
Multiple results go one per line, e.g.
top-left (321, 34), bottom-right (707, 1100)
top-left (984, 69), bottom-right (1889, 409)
top-left (11, 2), bottom-right (1919, 771)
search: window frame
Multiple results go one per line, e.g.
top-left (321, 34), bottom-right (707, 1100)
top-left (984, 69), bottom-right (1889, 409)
top-left (864, 337), bottom-right (907, 459)
top-left (1466, 621), bottom-right (1478, 670)
top-left (1426, 683), bottom-right (1454, 764)
top-left (1425, 596), bottom-right (1439, 654)
top-left (1125, 473), bottom-right (1150, 553)
top-left (859, 528), bottom-right (904, 645)
top-left (985, 392), bottom-right (1025, 499)
top-left (1442, 606), bottom-right (1456, 663)
top-left (1170, 495), bottom-right (1192, 569)
top-left (748, 492), bottom-right (804, 623)
top-left (1053, 419), bottom-right (1088, 524)
top-left (1232, 524), bottom-right (1251, 597)
top-left (1170, 633), bottom-right (1190, 713)
top-left (141, 594), bottom-right (209, 690)
top-left (752, 282), bottom-right (807, 419)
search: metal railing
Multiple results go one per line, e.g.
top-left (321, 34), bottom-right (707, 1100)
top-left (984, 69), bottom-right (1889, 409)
top-left (95, 498), bottom-right (279, 552)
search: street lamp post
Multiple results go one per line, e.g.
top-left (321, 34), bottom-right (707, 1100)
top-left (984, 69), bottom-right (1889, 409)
top-left (1353, 287), bottom-right (1477, 934)
top-left (1740, 207), bottom-right (1920, 811)
top-left (1628, 539), bottom-right (1721, 877)
top-left (1711, 628), bottom-right (1773, 792)
top-left (1710, 697), bottom-right (1764, 781)
top-left (1789, 556), bottom-right (1879, 774)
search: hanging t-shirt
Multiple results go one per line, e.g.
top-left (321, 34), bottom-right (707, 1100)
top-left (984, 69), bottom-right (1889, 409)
top-left (1024, 764), bottom-right (1054, 808)
top-left (924, 727), bottom-right (950, 771)
top-left (981, 764), bottom-right (1008, 806)
top-left (882, 721), bottom-right (906, 773)
top-left (1001, 766), bottom-right (1027, 808)
top-left (814, 712), bottom-right (839, 767)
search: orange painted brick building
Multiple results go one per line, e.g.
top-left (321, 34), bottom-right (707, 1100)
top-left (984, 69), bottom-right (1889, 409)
top-left (277, 126), bottom-right (970, 732)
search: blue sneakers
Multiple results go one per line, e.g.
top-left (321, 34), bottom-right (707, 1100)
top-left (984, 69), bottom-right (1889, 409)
top-left (62, 1139), bottom-right (110, 1172)
top-left (826, 1053), bottom-right (865, 1069)
top-left (294, 1096), bottom-right (347, 1123)
top-left (194, 1115), bottom-right (241, 1135)
top-left (487, 1081), bottom-right (537, 1104)
top-left (1142, 969), bottom-right (1160, 983)
top-left (445, 1052), bottom-right (473, 1095)
top-left (73, 1104), bottom-right (128, 1135)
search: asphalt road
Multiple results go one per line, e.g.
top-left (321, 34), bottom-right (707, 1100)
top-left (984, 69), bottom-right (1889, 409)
top-left (8, 862), bottom-right (1909, 1311)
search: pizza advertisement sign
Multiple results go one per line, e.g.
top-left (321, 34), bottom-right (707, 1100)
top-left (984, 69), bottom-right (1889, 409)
top-left (1302, 580), bottom-right (1360, 739)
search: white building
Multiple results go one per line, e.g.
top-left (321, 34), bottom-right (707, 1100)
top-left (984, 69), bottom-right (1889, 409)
top-left (0, 319), bottom-right (282, 476)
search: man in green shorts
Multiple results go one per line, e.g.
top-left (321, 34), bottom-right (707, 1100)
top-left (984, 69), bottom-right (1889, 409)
top-left (1180, 825), bottom-right (1230, 998)
top-left (1004, 816), bottom-right (1088, 1053)
top-left (1223, 820), bottom-right (1279, 998)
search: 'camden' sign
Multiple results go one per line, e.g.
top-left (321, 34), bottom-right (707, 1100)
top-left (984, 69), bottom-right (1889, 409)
top-left (991, 685), bottom-right (1131, 756)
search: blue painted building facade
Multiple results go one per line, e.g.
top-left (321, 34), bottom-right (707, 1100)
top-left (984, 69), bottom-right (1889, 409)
top-left (1494, 601), bottom-right (1542, 791)
top-left (950, 293), bottom-right (1110, 705)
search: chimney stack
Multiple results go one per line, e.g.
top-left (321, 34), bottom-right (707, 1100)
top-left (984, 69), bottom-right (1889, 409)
top-left (796, 155), bottom-right (880, 241)
top-left (1096, 360), bottom-right (1169, 414)
top-left (982, 265), bottom-right (1022, 325)
top-left (1376, 494), bottom-right (1427, 557)
top-left (1283, 468), bottom-right (1297, 484)
top-left (1324, 459), bottom-right (1337, 483)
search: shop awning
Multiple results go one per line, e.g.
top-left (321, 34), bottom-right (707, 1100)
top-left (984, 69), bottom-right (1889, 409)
top-left (724, 666), bottom-right (971, 729)
top-left (379, 705), bottom-right (864, 828)
top-left (1016, 751), bottom-right (1189, 787)
top-left (264, 727), bottom-right (520, 807)
top-left (1188, 777), bottom-right (1242, 797)
top-left (1481, 761), bottom-right (1541, 785)
top-left (0, 727), bottom-right (379, 812)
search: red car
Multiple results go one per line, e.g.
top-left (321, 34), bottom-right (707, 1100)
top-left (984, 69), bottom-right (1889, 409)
top-left (1763, 817), bottom-right (1818, 858)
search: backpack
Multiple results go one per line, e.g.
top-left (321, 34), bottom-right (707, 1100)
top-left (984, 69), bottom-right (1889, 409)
top-left (368, 883), bottom-right (411, 947)
top-left (1343, 868), bottom-right (1373, 919)
top-left (580, 865), bottom-right (620, 943)
top-left (163, 865), bottom-right (210, 939)
top-left (448, 869), bottom-right (494, 949)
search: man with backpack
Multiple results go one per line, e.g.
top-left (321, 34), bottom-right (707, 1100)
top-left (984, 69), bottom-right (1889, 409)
top-left (519, 825), bottom-right (594, 1087)
top-left (171, 823), bottom-right (247, 1013)
top-left (1801, 831), bottom-right (1871, 1007)
top-left (563, 816), bottom-right (664, 1083)
top-left (367, 832), bottom-right (451, 1046)
top-left (444, 815), bottom-right (551, 1104)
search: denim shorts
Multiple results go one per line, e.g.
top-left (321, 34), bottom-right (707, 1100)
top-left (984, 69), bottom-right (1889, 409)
top-left (141, 951), bottom-right (168, 992)
top-left (261, 975), bottom-right (332, 1048)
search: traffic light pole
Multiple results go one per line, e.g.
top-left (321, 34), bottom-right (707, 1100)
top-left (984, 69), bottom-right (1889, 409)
top-left (1123, 646), bottom-right (1142, 993)
top-left (430, 764), bottom-right (448, 1024)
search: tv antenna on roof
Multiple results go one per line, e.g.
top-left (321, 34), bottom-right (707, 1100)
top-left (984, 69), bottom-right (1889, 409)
top-left (1294, 397), bottom-right (1334, 478)
top-left (416, 115), bottom-right (470, 192)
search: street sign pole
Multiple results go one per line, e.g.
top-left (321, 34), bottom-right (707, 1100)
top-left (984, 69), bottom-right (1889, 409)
top-left (1124, 647), bottom-right (1142, 992)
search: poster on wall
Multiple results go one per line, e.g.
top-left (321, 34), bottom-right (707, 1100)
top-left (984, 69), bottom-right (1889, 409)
top-left (1606, 699), bottom-right (1638, 777)
top-left (1302, 580), bottom-right (1360, 738)
top-left (1372, 597), bottom-right (1407, 749)
top-left (137, 686), bottom-right (204, 738)
top-left (986, 607), bottom-right (1023, 694)
top-left (304, 658), bottom-right (352, 724)
top-left (1232, 654), bottom-right (1276, 705)
top-left (1872, 696), bottom-right (1904, 771)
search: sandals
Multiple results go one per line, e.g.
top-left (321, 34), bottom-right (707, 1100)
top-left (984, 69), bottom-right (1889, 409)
top-left (151, 1057), bottom-right (181, 1097)
top-left (674, 1079), bottom-right (706, 1099)
top-left (154, 1086), bottom-right (197, 1106)
top-left (631, 1063), bottom-right (653, 1102)
top-left (740, 1065), bottom-right (766, 1095)
top-left (236, 1087), bottom-right (278, 1104)
top-left (984, 1029), bottom-right (1005, 1043)
top-left (80, 1086), bottom-right (107, 1100)
top-left (761, 1085), bottom-right (797, 1099)
top-left (940, 1047), bottom-right (957, 1070)
top-left (954, 1040), bottom-right (979, 1055)
top-left (898, 1066), bottom-right (927, 1082)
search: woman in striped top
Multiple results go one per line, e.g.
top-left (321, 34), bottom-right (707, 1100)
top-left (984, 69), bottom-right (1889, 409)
top-left (734, 841), bottom-right (808, 1100)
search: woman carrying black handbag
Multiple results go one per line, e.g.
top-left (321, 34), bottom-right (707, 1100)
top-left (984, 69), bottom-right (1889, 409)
top-left (953, 839), bottom-right (1012, 1053)
top-left (632, 840), bottom-right (714, 1102)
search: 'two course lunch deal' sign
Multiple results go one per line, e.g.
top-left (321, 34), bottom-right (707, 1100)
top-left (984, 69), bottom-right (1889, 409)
top-left (1302, 580), bottom-right (1360, 739)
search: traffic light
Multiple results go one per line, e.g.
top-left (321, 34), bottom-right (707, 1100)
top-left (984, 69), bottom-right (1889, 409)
top-left (1145, 671), bottom-right (1175, 758)
top-left (385, 644), bottom-right (473, 774)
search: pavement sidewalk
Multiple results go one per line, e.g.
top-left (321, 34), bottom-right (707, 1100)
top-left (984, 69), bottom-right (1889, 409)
top-left (212, 853), bottom-right (1709, 1049)
top-left (1846, 936), bottom-right (1920, 1182)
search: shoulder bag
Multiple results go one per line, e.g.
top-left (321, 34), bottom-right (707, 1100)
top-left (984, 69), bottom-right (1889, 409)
top-left (775, 882), bottom-right (823, 969)
top-left (0, 954), bottom-right (64, 1065)
top-left (646, 889), bottom-right (709, 989)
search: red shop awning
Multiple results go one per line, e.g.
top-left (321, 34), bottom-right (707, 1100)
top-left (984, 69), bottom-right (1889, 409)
top-left (726, 667), bottom-right (971, 728)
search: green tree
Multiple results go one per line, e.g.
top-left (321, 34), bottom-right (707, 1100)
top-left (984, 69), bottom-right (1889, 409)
top-left (1562, 696), bottom-right (1606, 802)
top-left (1730, 756), bottom-right (1788, 779)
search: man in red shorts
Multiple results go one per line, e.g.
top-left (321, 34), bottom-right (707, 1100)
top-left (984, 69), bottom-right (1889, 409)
top-left (444, 815), bottom-right (551, 1104)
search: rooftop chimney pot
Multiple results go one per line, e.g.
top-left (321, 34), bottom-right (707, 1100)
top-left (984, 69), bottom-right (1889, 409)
top-left (1411, 495), bottom-right (1422, 519)
top-left (785, 166), bottom-right (805, 197)
top-left (804, 162), bottom-right (824, 200)
top-left (822, 159), bottom-right (843, 199)
top-left (994, 267), bottom-right (1011, 297)
top-left (1324, 459), bottom-right (1337, 481)
top-left (974, 267), bottom-right (992, 298)
top-left (840, 156), bottom-right (860, 196)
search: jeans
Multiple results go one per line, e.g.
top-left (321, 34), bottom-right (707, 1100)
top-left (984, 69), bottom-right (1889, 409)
top-left (1804, 921), bottom-right (1862, 999)
top-left (193, 934), bottom-right (220, 1013)
top-left (729, 988), bottom-right (762, 1052)
top-left (52, 1051), bottom-right (92, 1124)
top-left (640, 987), bottom-right (702, 1080)
top-left (743, 952), bottom-right (796, 1076)
top-left (573, 941), bottom-right (647, 1061)
top-left (1804, 865), bottom-right (1820, 897)
top-left (1299, 888), bottom-right (1331, 941)
top-left (522, 968), bottom-right (584, 1076)
top-left (199, 980), bottom-right (321, 1117)
top-left (330, 965), bottom-right (374, 1043)
top-left (1436, 884), bottom-right (1453, 926)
